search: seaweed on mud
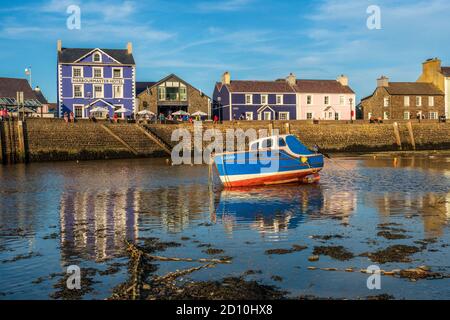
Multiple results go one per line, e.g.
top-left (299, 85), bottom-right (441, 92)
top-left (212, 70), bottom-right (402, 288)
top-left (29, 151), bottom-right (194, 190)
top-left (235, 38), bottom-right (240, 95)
top-left (377, 231), bottom-right (411, 240)
top-left (311, 234), bottom-right (345, 241)
top-left (265, 245), bottom-right (307, 255)
top-left (312, 246), bottom-right (354, 261)
top-left (203, 248), bottom-right (225, 255)
top-left (50, 268), bottom-right (100, 300)
top-left (271, 275), bottom-right (283, 282)
top-left (143, 277), bottom-right (287, 300)
top-left (242, 270), bottom-right (263, 276)
top-left (360, 245), bottom-right (422, 264)
top-left (139, 238), bottom-right (182, 253)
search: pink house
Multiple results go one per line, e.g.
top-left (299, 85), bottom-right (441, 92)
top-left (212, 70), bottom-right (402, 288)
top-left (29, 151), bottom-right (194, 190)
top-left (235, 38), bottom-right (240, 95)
top-left (294, 75), bottom-right (356, 121)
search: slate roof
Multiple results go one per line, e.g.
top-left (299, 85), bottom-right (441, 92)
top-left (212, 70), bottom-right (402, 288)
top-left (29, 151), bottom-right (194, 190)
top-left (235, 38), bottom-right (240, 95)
top-left (58, 48), bottom-right (135, 64)
top-left (294, 80), bottom-right (355, 94)
top-left (441, 67), bottom-right (450, 77)
top-left (384, 82), bottom-right (444, 95)
top-left (136, 82), bottom-right (157, 96)
top-left (0, 77), bottom-right (38, 99)
top-left (222, 80), bottom-right (295, 93)
top-left (34, 89), bottom-right (48, 104)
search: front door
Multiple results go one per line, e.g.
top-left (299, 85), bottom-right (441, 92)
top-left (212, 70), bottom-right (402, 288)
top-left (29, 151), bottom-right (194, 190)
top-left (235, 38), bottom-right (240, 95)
top-left (264, 111), bottom-right (271, 120)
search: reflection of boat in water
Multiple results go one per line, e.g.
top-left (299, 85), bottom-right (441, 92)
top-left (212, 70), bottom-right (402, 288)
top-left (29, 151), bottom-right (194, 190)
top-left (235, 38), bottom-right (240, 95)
top-left (214, 185), bottom-right (324, 233)
top-left (214, 135), bottom-right (324, 188)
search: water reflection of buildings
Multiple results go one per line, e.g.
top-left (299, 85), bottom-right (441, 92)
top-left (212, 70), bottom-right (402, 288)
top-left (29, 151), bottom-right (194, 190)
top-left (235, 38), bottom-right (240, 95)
top-left (60, 190), bottom-right (139, 263)
top-left (215, 185), bottom-right (357, 237)
top-left (368, 192), bottom-right (450, 238)
top-left (60, 184), bottom-right (212, 263)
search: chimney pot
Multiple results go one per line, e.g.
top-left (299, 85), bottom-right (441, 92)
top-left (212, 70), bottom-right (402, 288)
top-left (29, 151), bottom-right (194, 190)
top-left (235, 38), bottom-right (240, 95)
top-left (286, 73), bottom-right (296, 86)
top-left (222, 71), bottom-right (231, 85)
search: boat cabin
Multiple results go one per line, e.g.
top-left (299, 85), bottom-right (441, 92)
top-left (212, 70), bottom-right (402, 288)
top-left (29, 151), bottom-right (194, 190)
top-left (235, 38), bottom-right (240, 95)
top-left (249, 135), bottom-right (314, 156)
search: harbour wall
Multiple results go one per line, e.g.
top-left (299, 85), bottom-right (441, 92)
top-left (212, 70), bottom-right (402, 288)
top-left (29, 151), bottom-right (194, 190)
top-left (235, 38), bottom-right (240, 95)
top-left (1, 119), bottom-right (450, 164)
top-left (148, 120), bottom-right (450, 153)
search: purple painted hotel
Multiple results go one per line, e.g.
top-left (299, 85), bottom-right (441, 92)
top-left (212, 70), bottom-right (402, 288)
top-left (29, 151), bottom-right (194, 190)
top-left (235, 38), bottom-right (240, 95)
top-left (57, 40), bottom-right (136, 119)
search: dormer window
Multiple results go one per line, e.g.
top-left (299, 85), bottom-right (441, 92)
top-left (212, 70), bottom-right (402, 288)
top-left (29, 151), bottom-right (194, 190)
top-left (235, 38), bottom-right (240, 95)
top-left (93, 52), bottom-right (101, 63)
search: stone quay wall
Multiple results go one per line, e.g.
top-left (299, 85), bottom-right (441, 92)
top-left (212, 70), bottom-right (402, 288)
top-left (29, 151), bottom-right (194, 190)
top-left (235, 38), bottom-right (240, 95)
top-left (148, 120), bottom-right (450, 153)
top-left (1, 119), bottom-right (450, 164)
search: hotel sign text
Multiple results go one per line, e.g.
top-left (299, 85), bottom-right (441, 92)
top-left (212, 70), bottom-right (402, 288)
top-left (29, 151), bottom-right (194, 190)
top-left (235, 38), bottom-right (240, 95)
top-left (72, 78), bottom-right (124, 85)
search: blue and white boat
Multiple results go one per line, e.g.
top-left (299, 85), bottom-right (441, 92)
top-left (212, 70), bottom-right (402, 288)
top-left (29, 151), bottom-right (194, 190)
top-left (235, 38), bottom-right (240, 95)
top-left (213, 135), bottom-right (324, 188)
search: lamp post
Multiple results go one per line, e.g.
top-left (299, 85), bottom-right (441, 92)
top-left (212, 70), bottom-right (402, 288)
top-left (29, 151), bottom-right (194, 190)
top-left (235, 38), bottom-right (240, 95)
top-left (217, 96), bottom-right (222, 121)
top-left (349, 98), bottom-right (354, 123)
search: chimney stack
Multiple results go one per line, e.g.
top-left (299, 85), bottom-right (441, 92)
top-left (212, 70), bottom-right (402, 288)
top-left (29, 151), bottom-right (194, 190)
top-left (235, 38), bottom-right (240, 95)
top-left (337, 74), bottom-right (348, 86)
top-left (222, 71), bottom-right (231, 85)
top-left (286, 73), bottom-right (296, 86)
top-left (57, 40), bottom-right (62, 52)
top-left (127, 42), bottom-right (133, 54)
top-left (377, 76), bottom-right (389, 87)
top-left (422, 57), bottom-right (441, 75)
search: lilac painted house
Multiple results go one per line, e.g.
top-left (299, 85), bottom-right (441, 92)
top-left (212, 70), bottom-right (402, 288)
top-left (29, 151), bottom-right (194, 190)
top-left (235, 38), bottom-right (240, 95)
top-left (57, 40), bottom-right (136, 119)
top-left (213, 72), bottom-right (356, 121)
top-left (213, 72), bottom-right (297, 121)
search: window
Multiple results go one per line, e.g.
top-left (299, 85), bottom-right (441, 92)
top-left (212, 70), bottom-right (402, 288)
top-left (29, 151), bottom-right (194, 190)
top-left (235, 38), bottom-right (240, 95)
top-left (245, 112), bottom-right (253, 120)
top-left (334, 113), bottom-right (339, 120)
top-left (73, 85), bottom-right (83, 98)
top-left (245, 94), bottom-right (253, 105)
top-left (340, 96), bottom-right (345, 105)
top-left (324, 96), bottom-right (330, 105)
top-left (74, 105), bottom-right (83, 118)
top-left (404, 111), bottom-right (410, 120)
top-left (429, 112), bottom-right (438, 120)
top-left (429, 96), bottom-right (434, 107)
top-left (93, 52), bottom-right (101, 62)
top-left (158, 86), bottom-right (166, 101)
top-left (112, 68), bottom-right (122, 78)
top-left (73, 67), bottom-right (83, 78)
top-left (279, 112), bottom-right (289, 120)
top-left (93, 67), bottom-right (103, 78)
top-left (94, 85), bottom-right (103, 98)
top-left (180, 86), bottom-right (187, 101)
top-left (416, 96), bottom-right (422, 106)
top-left (306, 112), bottom-right (313, 120)
top-left (404, 96), bottom-right (410, 107)
top-left (383, 111), bottom-right (390, 120)
top-left (384, 97), bottom-right (389, 107)
top-left (261, 95), bottom-right (268, 105)
top-left (307, 95), bottom-right (312, 105)
top-left (113, 85), bottom-right (123, 98)
top-left (276, 95), bottom-right (283, 105)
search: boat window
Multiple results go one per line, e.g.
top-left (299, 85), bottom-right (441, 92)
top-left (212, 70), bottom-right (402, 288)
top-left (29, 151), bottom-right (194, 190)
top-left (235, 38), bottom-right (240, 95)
top-left (278, 138), bottom-right (286, 147)
top-left (261, 139), bottom-right (272, 149)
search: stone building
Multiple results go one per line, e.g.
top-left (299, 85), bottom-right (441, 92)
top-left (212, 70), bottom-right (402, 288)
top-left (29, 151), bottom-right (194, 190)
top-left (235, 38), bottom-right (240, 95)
top-left (360, 76), bottom-right (444, 120)
top-left (136, 74), bottom-right (211, 118)
top-left (57, 40), bottom-right (136, 119)
top-left (417, 58), bottom-right (450, 118)
top-left (212, 72), bottom-right (356, 121)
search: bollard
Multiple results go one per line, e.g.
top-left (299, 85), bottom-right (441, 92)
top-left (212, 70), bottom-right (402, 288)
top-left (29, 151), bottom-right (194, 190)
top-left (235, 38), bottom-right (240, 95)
top-left (406, 121), bottom-right (416, 150)
top-left (393, 122), bottom-right (402, 150)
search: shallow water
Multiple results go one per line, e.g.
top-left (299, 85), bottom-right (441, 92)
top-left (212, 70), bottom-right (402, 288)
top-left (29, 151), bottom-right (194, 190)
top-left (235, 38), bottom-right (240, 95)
top-left (0, 154), bottom-right (449, 299)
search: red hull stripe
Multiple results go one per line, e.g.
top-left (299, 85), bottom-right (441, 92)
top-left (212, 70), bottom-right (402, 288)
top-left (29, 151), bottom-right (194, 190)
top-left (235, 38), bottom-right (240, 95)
top-left (223, 171), bottom-right (320, 188)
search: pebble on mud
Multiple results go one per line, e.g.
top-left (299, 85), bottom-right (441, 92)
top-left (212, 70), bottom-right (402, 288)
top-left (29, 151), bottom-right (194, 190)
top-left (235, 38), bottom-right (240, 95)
top-left (308, 255), bottom-right (320, 262)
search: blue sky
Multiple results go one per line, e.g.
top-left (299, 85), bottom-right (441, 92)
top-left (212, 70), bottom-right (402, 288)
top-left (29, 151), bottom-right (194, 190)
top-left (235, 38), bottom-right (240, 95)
top-left (0, 0), bottom-right (449, 102)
